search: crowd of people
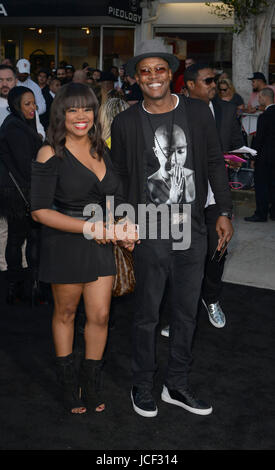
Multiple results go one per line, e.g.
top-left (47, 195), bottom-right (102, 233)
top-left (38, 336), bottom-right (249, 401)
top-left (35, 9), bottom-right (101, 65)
top-left (0, 40), bottom-right (274, 417)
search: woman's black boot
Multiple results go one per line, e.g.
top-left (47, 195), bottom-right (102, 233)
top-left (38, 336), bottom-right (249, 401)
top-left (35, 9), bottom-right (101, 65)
top-left (55, 353), bottom-right (86, 414)
top-left (80, 358), bottom-right (105, 412)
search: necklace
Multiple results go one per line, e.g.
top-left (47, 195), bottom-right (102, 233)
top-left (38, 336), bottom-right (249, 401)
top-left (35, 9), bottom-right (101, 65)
top-left (144, 95), bottom-right (176, 159)
top-left (142, 94), bottom-right (179, 114)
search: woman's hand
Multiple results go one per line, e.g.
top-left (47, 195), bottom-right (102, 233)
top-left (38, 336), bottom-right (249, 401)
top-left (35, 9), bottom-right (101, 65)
top-left (91, 221), bottom-right (113, 244)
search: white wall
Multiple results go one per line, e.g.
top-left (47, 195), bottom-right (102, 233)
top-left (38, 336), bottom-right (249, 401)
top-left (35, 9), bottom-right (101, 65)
top-left (155, 3), bottom-right (233, 27)
top-left (137, 2), bottom-right (234, 41)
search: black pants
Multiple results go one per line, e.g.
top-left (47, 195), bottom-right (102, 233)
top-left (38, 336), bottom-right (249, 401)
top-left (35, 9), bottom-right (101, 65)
top-left (254, 159), bottom-right (275, 220)
top-left (132, 232), bottom-right (207, 389)
top-left (201, 204), bottom-right (227, 304)
top-left (5, 215), bottom-right (40, 282)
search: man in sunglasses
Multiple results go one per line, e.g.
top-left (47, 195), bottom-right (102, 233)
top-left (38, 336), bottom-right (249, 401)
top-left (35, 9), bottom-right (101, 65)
top-left (182, 63), bottom-right (244, 328)
top-left (111, 40), bottom-right (233, 418)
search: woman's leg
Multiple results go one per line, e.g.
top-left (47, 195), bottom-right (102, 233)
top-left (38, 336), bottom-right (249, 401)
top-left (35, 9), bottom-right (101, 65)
top-left (81, 275), bottom-right (114, 411)
top-left (51, 282), bottom-right (86, 414)
top-left (82, 275), bottom-right (114, 360)
top-left (51, 283), bottom-right (83, 357)
top-left (6, 216), bottom-right (28, 281)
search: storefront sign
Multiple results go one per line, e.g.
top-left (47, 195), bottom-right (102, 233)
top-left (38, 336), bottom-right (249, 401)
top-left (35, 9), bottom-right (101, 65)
top-left (0, 1), bottom-right (112, 17)
top-left (107, 0), bottom-right (142, 24)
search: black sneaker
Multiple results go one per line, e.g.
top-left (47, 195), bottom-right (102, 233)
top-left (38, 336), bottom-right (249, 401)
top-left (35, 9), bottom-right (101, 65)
top-left (131, 386), bottom-right (158, 417)
top-left (161, 385), bottom-right (212, 415)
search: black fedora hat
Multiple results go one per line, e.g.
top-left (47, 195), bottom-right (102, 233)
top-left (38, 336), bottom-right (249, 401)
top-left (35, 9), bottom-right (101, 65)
top-left (126, 38), bottom-right (179, 78)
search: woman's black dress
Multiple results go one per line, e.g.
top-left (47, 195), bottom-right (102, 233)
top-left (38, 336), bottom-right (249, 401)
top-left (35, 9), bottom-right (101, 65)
top-left (31, 148), bottom-right (122, 284)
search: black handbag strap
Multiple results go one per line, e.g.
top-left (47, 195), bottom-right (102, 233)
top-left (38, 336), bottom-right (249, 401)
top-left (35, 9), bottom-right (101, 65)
top-left (8, 170), bottom-right (30, 209)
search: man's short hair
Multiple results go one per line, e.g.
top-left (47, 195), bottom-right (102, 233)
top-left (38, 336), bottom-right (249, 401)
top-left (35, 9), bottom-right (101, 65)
top-left (184, 63), bottom-right (211, 85)
top-left (37, 68), bottom-right (50, 77)
top-left (0, 64), bottom-right (16, 76)
top-left (260, 87), bottom-right (274, 101)
top-left (51, 77), bottom-right (61, 83)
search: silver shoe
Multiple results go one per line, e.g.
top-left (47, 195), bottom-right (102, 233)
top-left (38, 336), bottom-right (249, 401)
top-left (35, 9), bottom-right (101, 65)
top-left (202, 299), bottom-right (226, 328)
top-left (161, 325), bottom-right (170, 337)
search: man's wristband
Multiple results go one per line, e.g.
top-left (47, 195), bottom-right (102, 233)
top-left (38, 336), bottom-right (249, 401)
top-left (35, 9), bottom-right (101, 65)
top-left (220, 211), bottom-right (232, 220)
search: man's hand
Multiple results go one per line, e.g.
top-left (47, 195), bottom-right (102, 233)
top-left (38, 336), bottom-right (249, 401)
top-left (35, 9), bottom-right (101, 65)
top-left (114, 219), bottom-right (140, 251)
top-left (216, 216), bottom-right (234, 251)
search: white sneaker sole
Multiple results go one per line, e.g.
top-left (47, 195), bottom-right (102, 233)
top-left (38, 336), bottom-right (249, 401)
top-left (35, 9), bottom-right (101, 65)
top-left (161, 386), bottom-right (213, 416)
top-left (131, 391), bottom-right (158, 417)
top-left (161, 328), bottom-right (169, 338)
top-left (202, 299), bottom-right (226, 329)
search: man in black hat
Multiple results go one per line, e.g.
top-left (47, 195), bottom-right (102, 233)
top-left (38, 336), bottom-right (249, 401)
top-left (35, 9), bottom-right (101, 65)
top-left (111, 39), bottom-right (233, 418)
top-left (246, 72), bottom-right (275, 113)
top-left (99, 71), bottom-right (116, 94)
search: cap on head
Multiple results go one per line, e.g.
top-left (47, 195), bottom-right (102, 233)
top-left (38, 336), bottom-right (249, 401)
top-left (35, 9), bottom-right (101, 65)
top-left (126, 38), bottom-right (179, 78)
top-left (98, 71), bottom-right (116, 82)
top-left (248, 72), bottom-right (266, 81)
top-left (16, 59), bottom-right (30, 74)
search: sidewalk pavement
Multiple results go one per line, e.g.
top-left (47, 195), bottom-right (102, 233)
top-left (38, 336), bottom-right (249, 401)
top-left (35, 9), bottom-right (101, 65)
top-left (223, 197), bottom-right (275, 291)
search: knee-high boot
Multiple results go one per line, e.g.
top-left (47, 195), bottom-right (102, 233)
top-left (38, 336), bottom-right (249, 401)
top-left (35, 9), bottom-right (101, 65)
top-left (55, 353), bottom-right (86, 413)
top-left (80, 358), bottom-right (105, 412)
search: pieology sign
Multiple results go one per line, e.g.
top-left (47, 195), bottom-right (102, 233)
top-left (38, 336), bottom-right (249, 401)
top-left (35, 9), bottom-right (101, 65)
top-left (107, 0), bottom-right (142, 24)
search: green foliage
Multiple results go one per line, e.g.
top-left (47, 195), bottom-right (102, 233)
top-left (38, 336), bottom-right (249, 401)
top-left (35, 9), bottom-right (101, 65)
top-left (205, 0), bottom-right (270, 33)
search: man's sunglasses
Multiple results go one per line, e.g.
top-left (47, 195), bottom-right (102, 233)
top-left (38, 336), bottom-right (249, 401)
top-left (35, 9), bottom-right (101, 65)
top-left (138, 66), bottom-right (168, 76)
top-left (202, 77), bottom-right (216, 85)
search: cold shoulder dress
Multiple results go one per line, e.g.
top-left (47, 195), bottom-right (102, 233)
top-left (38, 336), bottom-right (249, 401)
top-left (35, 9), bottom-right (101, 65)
top-left (31, 148), bottom-right (123, 284)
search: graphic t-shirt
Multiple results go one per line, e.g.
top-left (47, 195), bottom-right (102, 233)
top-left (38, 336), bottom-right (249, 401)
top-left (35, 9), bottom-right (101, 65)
top-left (140, 96), bottom-right (196, 207)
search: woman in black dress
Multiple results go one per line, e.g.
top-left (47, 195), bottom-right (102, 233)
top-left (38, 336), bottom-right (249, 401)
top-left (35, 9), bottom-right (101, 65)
top-left (0, 86), bottom-right (43, 304)
top-left (31, 82), bottom-right (125, 414)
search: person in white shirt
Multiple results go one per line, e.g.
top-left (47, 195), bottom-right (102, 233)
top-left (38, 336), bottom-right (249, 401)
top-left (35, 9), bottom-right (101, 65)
top-left (16, 59), bottom-right (46, 115)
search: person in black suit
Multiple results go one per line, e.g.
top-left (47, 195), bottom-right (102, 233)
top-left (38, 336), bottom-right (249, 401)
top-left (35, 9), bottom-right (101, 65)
top-left (185, 64), bottom-right (243, 330)
top-left (111, 41), bottom-right (233, 418)
top-left (185, 64), bottom-right (244, 328)
top-left (245, 87), bottom-right (275, 222)
top-left (36, 68), bottom-right (53, 131)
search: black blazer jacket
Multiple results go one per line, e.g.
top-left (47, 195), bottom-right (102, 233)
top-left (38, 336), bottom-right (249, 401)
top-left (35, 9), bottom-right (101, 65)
top-left (110, 95), bottom-right (232, 229)
top-left (212, 96), bottom-right (244, 152)
top-left (0, 113), bottom-right (42, 218)
top-left (253, 104), bottom-right (275, 167)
